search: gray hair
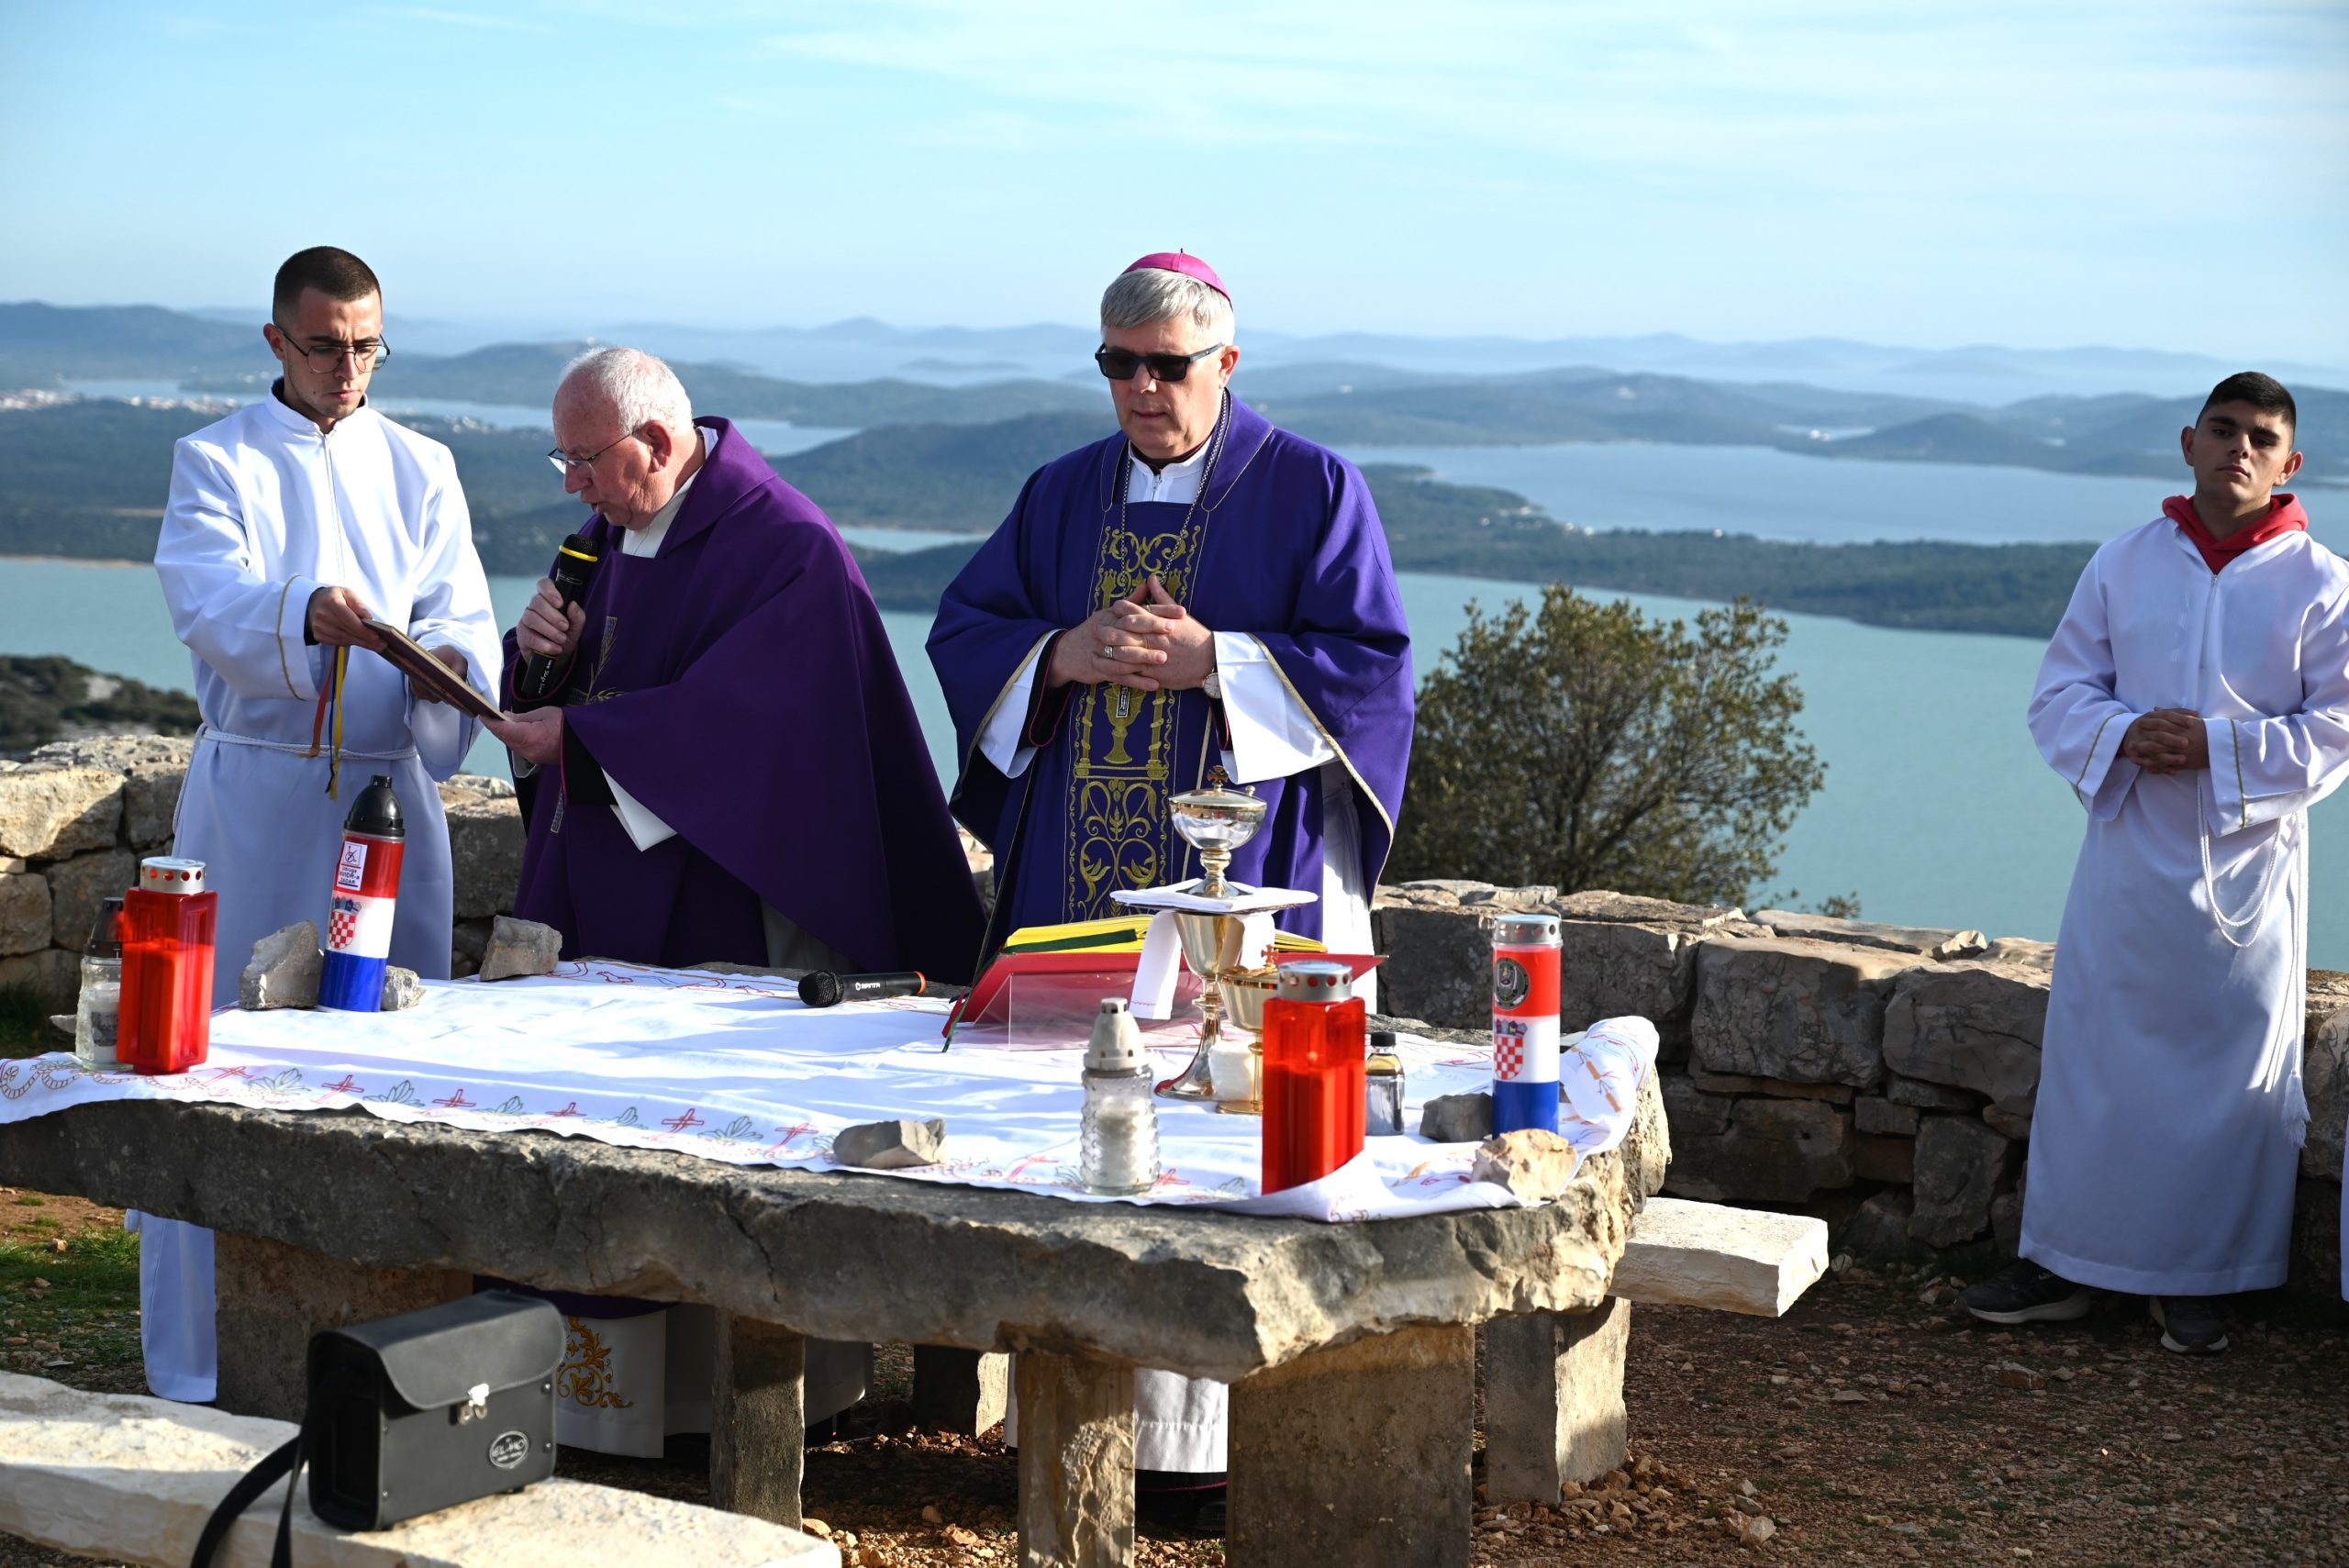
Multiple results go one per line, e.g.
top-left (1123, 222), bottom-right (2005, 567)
top-left (557, 346), bottom-right (695, 439)
top-left (1100, 267), bottom-right (1235, 343)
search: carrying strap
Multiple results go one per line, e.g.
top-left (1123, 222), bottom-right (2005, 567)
top-left (189, 1366), bottom-right (360, 1568)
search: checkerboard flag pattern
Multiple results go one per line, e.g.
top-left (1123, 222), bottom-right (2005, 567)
top-left (1493, 1033), bottom-right (1527, 1080)
top-left (327, 892), bottom-right (395, 961)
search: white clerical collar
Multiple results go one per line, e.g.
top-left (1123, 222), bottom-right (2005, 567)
top-left (619, 429), bottom-right (708, 558)
top-left (261, 380), bottom-right (373, 439)
top-left (1126, 439), bottom-right (1211, 505)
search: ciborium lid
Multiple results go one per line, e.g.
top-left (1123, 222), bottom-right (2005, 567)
top-left (1169, 765), bottom-right (1267, 825)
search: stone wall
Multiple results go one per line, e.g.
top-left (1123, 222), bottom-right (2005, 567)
top-left (1375, 881), bottom-right (2349, 1292)
top-left (0, 738), bottom-right (529, 999)
top-left (1, 737), bottom-right (195, 1011)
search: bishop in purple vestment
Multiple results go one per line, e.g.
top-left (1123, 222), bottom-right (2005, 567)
top-left (927, 253), bottom-right (1412, 1489)
top-left (929, 254), bottom-right (1412, 956)
top-left (490, 350), bottom-right (984, 981)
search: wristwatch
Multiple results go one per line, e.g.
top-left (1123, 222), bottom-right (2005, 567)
top-left (1202, 665), bottom-right (1222, 701)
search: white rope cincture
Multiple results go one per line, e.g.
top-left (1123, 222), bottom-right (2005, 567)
top-left (2198, 769), bottom-right (2286, 951)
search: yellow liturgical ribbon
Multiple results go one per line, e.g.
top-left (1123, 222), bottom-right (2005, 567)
top-left (304, 645), bottom-right (349, 799)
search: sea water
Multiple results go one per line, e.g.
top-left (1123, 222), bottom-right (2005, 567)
top-left (9, 553), bottom-right (2343, 964)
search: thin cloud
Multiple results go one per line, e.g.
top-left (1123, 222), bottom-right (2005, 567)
top-left (364, 5), bottom-right (549, 32)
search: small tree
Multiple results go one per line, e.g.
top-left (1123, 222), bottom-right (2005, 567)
top-left (1389, 587), bottom-right (1825, 906)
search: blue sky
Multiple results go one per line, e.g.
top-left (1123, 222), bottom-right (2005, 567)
top-left (4, 0), bottom-right (2343, 357)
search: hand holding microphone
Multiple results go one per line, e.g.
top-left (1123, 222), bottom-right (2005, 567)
top-left (515, 535), bottom-right (600, 704)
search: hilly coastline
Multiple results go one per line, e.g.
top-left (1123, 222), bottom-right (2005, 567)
top-left (7, 303), bottom-right (2342, 486)
top-left (0, 397), bottom-right (2090, 639)
top-left (6, 302), bottom-right (2337, 643)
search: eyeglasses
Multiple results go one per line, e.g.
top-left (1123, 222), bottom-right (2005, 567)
top-left (546, 428), bottom-right (646, 474)
top-left (273, 323), bottom-right (390, 370)
top-left (1094, 343), bottom-right (1225, 383)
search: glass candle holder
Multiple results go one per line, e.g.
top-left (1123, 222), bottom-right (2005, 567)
top-left (1260, 962), bottom-right (1366, 1195)
top-left (1081, 998), bottom-right (1161, 1195)
top-left (117, 857), bottom-right (217, 1076)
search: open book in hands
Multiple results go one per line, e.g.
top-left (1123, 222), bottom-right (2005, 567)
top-left (363, 620), bottom-right (502, 722)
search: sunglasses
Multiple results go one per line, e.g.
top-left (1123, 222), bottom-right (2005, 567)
top-left (1094, 343), bottom-right (1225, 383)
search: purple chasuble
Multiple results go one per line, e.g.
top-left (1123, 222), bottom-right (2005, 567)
top-left (507, 417), bottom-right (985, 977)
top-left (929, 396), bottom-right (1412, 945)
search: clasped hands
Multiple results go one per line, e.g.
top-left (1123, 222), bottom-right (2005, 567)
top-left (1045, 574), bottom-right (1215, 692)
top-left (306, 584), bottom-right (468, 704)
top-left (2121, 707), bottom-right (2210, 774)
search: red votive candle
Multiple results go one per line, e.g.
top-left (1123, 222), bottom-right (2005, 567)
top-left (1260, 961), bottom-right (1366, 1195)
top-left (116, 857), bottom-right (217, 1075)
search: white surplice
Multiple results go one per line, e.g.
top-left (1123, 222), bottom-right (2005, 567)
top-left (2023, 516), bottom-right (2349, 1295)
top-left (984, 444), bottom-right (1364, 1475)
top-left (139, 391), bottom-right (503, 1402)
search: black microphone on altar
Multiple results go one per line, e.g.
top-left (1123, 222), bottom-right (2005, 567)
top-left (515, 534), bottom-right (601, 704)
top-left (797, 971), bottom-right (939, 1007)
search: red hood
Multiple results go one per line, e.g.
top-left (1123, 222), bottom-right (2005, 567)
top-left (2163, 493), bottom-right (2308, 574)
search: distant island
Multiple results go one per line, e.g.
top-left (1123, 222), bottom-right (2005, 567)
top-left (1, 653), bottom-right (199, 758)
top-left (0, 398), bottom-right (2095, 640)
top-left (4, 302), bottom-right (2339, 487)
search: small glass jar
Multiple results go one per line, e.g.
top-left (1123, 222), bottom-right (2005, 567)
top-left (1364, 1029), bottom-right (1405, 1137)
top-left (1208, 1034), bottom-right (1259, 1110)
top-left (73, 895), bottom-right (128, 1069)
top-left (1080, 998), bottom-right (1161, 1195)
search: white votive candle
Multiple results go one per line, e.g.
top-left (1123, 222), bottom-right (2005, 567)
top-left (1085, 1095), bottom-right (1158, 1194)
top-left (1208, 1038), bottom-right (1257, 1106)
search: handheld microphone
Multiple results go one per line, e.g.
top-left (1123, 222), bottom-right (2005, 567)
top-left (798, 971), bottom-right (935, 1008)
top-left (516, 534), bottom-right (601, 704)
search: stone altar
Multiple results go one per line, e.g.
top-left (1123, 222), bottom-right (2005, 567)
top-left (0, 1095), bottom-right (1652, 1568)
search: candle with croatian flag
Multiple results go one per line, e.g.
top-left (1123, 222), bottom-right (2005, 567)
top-left (1491, 913), bottom-right (1563, 1134)
top-left (318, 774), bottom-right (406, 1012)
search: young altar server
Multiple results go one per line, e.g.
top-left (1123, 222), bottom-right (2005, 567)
top-left (927, 253), bottom-right (1414, 1520)
top-left (1965, 373), bottom-right (2349, 1351)
top-left (485, 348), bottom-right (984, 1455)
top-left (143, 247), bottom-right (502, 1401)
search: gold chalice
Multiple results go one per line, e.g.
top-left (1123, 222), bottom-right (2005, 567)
top-left (1153, 770), bottom-right (1268, 1099)
top-left (1213, 965), bottom-right (1278, 1114)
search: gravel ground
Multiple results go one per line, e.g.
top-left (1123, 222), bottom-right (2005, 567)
top-left (6, 1195), bottom-right (2346, 1565)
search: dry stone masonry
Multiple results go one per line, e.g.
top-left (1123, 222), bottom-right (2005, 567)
top-left (1373, 880), bottom-right (2349, 1291)
top-left (0, 735), bottom-right (195, 1012)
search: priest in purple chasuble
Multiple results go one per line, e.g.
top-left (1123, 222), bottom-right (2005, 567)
top-left (489, 352), bottom-right (985, 981)
top-left (486, 349), bottom-right (984, 1456)
top-left (927, 254), bottom-right (1413, 1495)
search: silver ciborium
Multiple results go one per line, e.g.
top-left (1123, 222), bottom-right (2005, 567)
top-left (1154, 770), bottom-right (1269, 1100)
top-left (1170, 767), bottom-right (1268, 899)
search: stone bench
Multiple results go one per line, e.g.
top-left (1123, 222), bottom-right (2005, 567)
top-left (1484, 1196), bottom-right (1830, 1503)
top-left (908, 1196), bottom-right (1831, 1511)
top-left (0, 1372), bottom-right (839, 1568)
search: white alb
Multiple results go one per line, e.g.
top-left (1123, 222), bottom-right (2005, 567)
top-left (2024, 517), bottom-right (2349, 1295)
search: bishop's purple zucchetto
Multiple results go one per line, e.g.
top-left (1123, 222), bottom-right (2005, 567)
top-left (1122, 251), bottom-right (1230, 303)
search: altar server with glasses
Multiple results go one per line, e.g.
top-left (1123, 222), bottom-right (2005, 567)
top-left (927, 252), bottom-right (1414, 1524)
top-left (141, 246), bottom-right (501, 1403)
top-left (1966, 373), bottom-right (2349, 1349)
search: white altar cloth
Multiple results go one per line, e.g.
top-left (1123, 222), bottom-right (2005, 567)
top-left (0, 960), bottom-right (1647, 1224)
